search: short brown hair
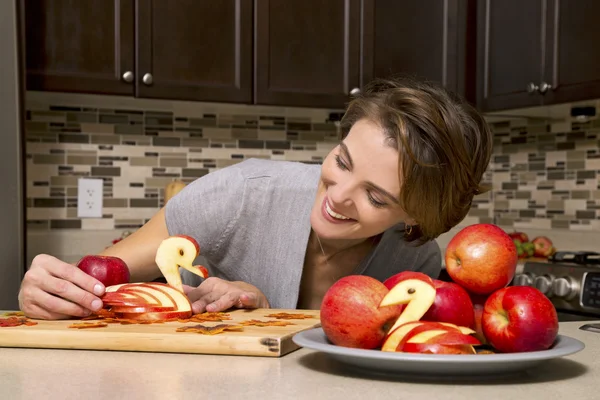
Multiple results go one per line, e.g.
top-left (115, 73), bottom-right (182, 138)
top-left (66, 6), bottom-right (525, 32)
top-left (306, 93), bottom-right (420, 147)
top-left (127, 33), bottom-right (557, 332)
top-left (339, 76), bottom-right (493, 244)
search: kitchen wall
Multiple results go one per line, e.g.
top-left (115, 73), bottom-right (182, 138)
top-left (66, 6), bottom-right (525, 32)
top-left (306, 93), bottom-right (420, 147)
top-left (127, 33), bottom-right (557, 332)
top-left (24, 91), bottom-right (600, 264)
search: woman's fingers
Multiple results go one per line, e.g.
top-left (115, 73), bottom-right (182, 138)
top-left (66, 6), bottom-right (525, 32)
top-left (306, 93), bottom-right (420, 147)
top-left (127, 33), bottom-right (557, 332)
top-left (38, 274), bottom-right (103, 314)
top-left (31, 288), bottom-right (92, 318)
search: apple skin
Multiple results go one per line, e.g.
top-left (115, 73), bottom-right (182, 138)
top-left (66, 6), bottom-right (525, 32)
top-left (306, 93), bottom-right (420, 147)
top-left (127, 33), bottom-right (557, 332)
top-left (422, 279), bottom-right (475, 329)
top-left (77, 255), bottom-right (131, 287)
top-left (402, 343), bottom-right (476, 354)
top-left (445, 223), bottom-right (518, 295)
top-left (320, 275), bottom-right (403, 350)
top-left (507, 231), bottom-right (529, 243)
top-left (482, 286), bottom-right (559, 353)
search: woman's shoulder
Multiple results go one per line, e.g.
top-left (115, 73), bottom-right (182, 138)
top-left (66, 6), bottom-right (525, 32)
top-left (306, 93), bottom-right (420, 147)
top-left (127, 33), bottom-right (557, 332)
top-left (233, 158), bottom-right (321, 180)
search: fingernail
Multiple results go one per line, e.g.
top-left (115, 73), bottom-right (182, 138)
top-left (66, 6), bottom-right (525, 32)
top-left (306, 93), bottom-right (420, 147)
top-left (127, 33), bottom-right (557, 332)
top-left (93, 284), bottom-right (104, 296)
top-left (91, 299), bottom-right (102, 310)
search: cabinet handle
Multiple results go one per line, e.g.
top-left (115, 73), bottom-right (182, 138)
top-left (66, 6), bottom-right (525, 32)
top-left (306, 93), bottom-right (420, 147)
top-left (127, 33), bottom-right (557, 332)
top-left (526, 82), bottom-right (539, 94)
top-left (538, 82), bottom-right (553, 94)
top-left (349, 87), bottom-right (361, 96)
top-left (122, 71), bottom-right (134, 83)
top-left (142, 73), bottom-right (154, 85)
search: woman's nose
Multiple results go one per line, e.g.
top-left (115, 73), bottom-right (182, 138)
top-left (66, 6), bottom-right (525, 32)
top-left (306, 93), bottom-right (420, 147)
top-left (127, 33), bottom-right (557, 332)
top-left (327, 181), bottom-right (354, 209)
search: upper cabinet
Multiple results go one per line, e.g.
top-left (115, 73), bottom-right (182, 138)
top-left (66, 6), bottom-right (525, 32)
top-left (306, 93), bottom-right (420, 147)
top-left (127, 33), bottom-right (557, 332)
top-left (22, 0), bottom-right (600, 111)
top-left (22, 0), bottom-right (474, 109)
top-left (23, 0), bottom-right (252, 104)
top-left (23, 0), bottom-right (134, 96)
top-left (254, 0), bottom-right (361, 108)
top-left (362, 0), bottom-right (475, 102)
top-left (135, 0), bottom-right (253, 103)
top-left (477, 0), bottom-right (600, 112)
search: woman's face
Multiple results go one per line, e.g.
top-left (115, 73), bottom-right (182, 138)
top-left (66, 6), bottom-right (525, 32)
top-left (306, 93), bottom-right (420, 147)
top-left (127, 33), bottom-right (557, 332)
top-left (310, 119), bottom-right (415, 241)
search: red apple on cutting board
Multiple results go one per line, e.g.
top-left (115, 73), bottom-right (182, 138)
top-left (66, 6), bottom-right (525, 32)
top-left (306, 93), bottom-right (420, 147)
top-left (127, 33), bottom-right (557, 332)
top-left (482, 285), bottom-right (559, 353)
top-left (320, 275), bottom-right (403, 349)
top-left (77, 255), bottom-right (130, 287)
top-left (445, 223), bottom-right (518, 295)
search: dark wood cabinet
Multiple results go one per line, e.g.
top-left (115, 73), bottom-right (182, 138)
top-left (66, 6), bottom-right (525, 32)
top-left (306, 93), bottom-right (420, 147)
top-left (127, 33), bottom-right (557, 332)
top-left (543, 0), bottom-right (600, 105)
top-left (23, 0), bottom-right (252, 103)
top-left (136, 0), bottom-right (253, 103)
top-left (477, 0), bottom-right (600, 112)
top-left (254, 0), bottom-right (361, 108)
top-left (22, 0), bottom-right (134, 96)
top-left (362, 0), bottom-right (476, 102)
top-left (476, 0), bottom-right (546, 111)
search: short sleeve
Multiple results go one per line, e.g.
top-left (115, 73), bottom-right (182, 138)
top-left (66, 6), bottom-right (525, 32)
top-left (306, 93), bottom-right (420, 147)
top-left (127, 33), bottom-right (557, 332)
top-left (164, 164), bottom-right (247, 260)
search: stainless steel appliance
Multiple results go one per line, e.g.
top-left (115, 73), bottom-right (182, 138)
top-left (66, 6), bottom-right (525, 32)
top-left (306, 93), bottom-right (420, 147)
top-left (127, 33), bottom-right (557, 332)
top-left (0, 0), bottom-right (26, 310)
top-left (512, 251), bottom-right (600, 322)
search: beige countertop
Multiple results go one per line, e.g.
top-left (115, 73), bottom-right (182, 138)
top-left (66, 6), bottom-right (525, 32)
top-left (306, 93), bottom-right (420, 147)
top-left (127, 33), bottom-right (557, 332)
top-left (0, 321), bottom-right (598, 400)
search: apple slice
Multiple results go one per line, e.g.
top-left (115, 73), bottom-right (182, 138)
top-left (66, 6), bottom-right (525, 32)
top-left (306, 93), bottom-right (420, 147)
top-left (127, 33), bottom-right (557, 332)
top-left (110, 305), bottom-right (176, 313)
top-left (116, 310), bottom-right (192, 321)
top-left (118, 283), bottom-right (177, 308)
top-left (379, 274), bottom-right (437, 333)
top-left (402, 343), bottom-right (477, 354)
top-left (118, 288), bottom-right (162, 306)
top-left (141, 282), bottom-right (192, 313)
top-left (154, 235), bottom-right (209, 292)
top-left (105, 284), bottom-right (128, 293)
top-left (381, 321), bottom-right (425, 352)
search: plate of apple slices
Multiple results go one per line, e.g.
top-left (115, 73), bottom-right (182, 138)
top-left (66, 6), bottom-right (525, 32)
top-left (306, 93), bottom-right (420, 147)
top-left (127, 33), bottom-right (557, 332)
top-left (293, 272), bottom-right (585, 377)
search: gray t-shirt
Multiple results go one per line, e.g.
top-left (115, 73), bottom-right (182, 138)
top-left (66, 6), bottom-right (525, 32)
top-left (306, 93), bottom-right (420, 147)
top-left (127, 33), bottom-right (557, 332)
top-left (165, 158), bottom-right (441, 309)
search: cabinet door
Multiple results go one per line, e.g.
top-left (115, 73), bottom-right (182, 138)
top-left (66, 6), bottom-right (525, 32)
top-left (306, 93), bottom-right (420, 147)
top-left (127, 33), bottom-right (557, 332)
top-left (476, 0), bottom-right (546, 111)
top-left (22, 0), bottom-right (134, 95)
top-left (254, 0), bottom-right (361, 108)
top-left (543, 0), bottom-right (600, 105)
top-left (136, 0), bottom-right (253, 103)
top-left (362, 0), bottom-right (475, 101)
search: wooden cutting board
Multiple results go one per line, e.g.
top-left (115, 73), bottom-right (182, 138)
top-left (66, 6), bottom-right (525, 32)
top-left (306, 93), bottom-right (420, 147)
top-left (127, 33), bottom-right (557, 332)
top-left (0, 309), bottom-right (321, 357)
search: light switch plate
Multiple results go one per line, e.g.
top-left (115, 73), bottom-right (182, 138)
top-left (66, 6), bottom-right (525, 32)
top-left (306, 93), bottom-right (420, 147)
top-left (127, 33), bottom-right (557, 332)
top-left (77, 178), bottom-right (103, 218)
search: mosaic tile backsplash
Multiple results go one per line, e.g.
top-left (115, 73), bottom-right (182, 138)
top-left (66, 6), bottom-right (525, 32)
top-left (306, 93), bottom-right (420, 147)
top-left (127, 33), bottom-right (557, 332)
top-left (24, 92), bottom-right (600, 233)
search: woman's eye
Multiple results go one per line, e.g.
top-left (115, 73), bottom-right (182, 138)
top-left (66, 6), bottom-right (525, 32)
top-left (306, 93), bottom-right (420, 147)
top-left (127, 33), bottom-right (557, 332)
top-left (334, 155), bottom-right (348, 170)
top-left (367, 192), bottom-right (386, 208)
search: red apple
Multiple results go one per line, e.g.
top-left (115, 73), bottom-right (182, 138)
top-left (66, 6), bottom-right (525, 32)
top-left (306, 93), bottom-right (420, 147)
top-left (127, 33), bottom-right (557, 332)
top-left (77, 255), bottom-right (130, 287)
top-left (482, 286), bottom-right (559, 353)
top-left (383, 271), bottom-right (431, 290)
top-left (422, 279), bottom-right (475, 329)
top-left (320, 275), bottom-right (403, 349)
top-left (445, 223), bottom-right (518, 295)
top-left (507, 231), bottom-right (529, 243)
top-left (531, 236), bottom-right (555, 257)
top-left (469, 293), bottom-right (489, 344)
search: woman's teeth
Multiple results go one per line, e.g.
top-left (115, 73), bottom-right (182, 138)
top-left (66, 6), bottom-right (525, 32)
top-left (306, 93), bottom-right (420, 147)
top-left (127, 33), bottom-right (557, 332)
top-left (326, 201), bottom-right (350, 220)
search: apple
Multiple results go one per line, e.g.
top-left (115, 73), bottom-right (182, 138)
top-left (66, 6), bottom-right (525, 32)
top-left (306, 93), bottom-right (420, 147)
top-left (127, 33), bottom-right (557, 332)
top-left (320, 275), bottom-right (403, 349)
top-left (422, 279), bottom-right (475, 329)
top-left (469, 293), bottom-right (489, 344)
top-left (508, 231), bottom-right (529, 243)
top-left (482, 286), bottom-right (559, 353)
top-left (154, 235), bottom-right (209, 292)
top-left (532, 236), bottom-right (555, 257)
top-left (400, 325), bottom-right (480, 354)
top-left (383, 271), bottom-right (430, 290)
top-left (396, 322), bottom-right (474, 349)
top-left (77, 255), bottom-right (130, 287)
top-left (445, 223), bottom-right (518, 295)
top-left (381, 321), bottom-right (474, 352)
top-left (402, 343), bottom-right (477, 354)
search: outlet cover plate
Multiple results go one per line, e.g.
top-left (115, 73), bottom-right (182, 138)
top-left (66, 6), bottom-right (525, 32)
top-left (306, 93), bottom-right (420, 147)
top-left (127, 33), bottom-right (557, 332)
top-left (77, 178), bottom-right (103, 218)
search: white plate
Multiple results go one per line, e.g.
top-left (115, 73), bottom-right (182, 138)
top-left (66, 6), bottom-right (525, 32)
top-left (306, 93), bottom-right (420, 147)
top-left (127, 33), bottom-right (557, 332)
top-left (292, 328), bottom-right (585, 377)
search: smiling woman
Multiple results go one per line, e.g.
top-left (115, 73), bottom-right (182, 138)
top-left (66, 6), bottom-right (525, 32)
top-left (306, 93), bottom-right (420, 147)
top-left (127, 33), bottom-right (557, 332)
top-left (19, 76), bottom-right (494, 320)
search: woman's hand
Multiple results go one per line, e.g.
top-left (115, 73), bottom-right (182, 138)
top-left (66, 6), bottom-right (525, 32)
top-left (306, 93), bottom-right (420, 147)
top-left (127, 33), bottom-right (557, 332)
top-left (18, 254), bottom-right (106, 320)
top-left (183, 277), bottom-right (270, 314)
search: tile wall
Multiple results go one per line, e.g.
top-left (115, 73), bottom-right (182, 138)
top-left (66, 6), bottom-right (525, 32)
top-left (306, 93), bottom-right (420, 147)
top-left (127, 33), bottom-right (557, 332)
top-left (24, 91), bottom-right (600, 237)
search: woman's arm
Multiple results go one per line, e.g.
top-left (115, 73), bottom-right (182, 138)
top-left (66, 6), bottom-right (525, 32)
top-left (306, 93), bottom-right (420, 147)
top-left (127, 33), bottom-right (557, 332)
top-left (99, 207), bottom-right (170, 282)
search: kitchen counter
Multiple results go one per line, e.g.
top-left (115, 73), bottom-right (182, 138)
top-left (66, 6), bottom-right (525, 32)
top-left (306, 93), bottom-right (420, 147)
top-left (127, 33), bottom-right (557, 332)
top-left (0, 321), bottom-right (597, 400)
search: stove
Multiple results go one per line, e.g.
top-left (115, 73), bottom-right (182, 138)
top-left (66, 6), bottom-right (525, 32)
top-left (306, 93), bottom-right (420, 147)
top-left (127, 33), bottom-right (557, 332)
top-left (511, 251), bottom-right (600, 322)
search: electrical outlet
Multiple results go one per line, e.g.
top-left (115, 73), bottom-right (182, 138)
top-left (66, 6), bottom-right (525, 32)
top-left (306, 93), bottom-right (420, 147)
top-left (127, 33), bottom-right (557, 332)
top-left (77, 178), bottom-right (103, 218)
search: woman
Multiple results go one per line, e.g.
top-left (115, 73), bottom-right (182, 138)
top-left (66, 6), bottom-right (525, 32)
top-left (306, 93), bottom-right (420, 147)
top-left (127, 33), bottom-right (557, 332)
top-left (18, 77), bottom-right (493, 320)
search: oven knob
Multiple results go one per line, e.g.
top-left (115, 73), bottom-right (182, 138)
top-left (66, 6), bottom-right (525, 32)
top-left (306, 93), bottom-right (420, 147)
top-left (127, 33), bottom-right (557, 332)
top-left (513, 273), bottom-right (534, 286)
top-left (552, 276), bottom-right (578, 300)
top-left (534, 274), bottom-right (554, 295)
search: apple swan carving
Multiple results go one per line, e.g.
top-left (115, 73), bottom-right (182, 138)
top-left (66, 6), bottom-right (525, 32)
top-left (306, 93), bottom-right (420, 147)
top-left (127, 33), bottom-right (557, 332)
top-left (154, 235), bottom-right (209, 292)
top-left (379, 274), bottom-right (437, 333)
